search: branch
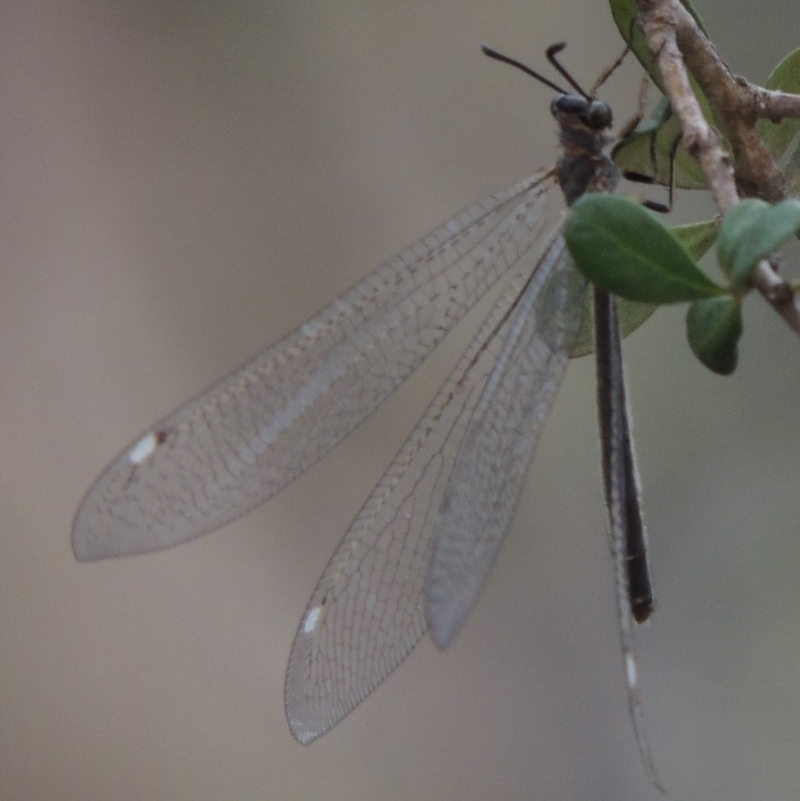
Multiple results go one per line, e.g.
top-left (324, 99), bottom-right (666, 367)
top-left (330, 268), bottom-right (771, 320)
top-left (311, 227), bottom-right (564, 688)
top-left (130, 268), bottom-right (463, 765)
top-left (634, 0), bottom-right (800, 335)
top-left (755, 88), bottom-right (800, 121)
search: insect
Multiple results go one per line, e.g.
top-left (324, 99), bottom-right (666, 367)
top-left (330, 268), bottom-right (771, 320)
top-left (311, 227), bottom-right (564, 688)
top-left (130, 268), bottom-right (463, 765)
top-left (73, 42), bottom-right (660, 784)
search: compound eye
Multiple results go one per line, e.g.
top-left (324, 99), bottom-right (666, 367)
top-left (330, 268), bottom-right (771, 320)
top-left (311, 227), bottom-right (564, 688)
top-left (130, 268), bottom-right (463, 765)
top-left (552, 94), bottom-right (585, 116)
top-left (582, 101), bottom-right (613, 129)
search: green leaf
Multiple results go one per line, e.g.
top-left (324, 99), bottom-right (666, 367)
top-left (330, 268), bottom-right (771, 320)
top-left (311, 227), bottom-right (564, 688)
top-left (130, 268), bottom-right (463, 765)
top-left (609, 0), bottom-right (711, 190)
top-left (612, 108), bottom-right (708, 190)
top-left (565, 194), bottom-right (725, 302)
top-left (570, 216), bottom-right (719, 357)
top-left (717, 199), bottom-right (800, 289)
top-left (686, 296), bottom-right (743, 375)
top-left (756, 47), bottom-right (800, 192)
top-left (672, 218), bottom-right (720, 259)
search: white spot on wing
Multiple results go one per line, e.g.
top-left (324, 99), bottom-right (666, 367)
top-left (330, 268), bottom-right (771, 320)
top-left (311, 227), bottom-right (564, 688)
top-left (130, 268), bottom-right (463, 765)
top-left (128, 432), bottom-right (159, 465)
top-left (625, 653), bottom-right (638, 689)
top-left (302, 606), bottom-right (321, 634)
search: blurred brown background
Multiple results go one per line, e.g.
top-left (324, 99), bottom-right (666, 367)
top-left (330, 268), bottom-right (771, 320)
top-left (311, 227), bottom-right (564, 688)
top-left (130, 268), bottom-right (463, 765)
top-left (4, 1), bottom-right (800, 799)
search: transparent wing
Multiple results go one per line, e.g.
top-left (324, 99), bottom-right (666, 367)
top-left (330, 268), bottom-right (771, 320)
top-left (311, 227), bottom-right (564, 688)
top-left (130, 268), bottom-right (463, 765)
top-left (284, 231), bottom-right (579, 743)
top-left (73, 172), bottom-right (555, 560)
top-left (425, 241), bottom-right (588, 647)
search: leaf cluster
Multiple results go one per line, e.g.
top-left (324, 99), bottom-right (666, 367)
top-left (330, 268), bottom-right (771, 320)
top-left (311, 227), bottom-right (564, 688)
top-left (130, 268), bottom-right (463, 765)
top-left (566, 0), bottom-right (800, 374)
